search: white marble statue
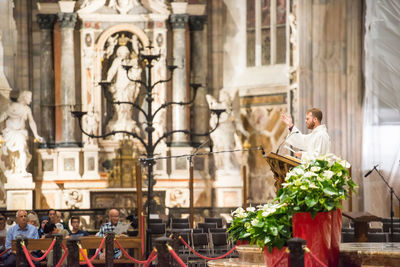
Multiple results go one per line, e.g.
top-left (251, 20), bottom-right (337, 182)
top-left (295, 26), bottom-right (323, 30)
top-left (106, 44), bottom-right (142, 139)
top-left (206, 89), bottom-right (249, 172)
top-left (0, 91), bottom-right (44, 176)
top-left (84, 105), bottom-right (100, 145)
top-left (108, 0), bottom-right (135, 14)
top-left (142, 0), bottom-right (169, 14)
top-left (78, 0), bottom-right (107, 14)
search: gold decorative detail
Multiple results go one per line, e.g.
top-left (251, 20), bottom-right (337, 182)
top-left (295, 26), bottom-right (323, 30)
top-left (108, 139), bottom-right (140, 188)
top-left (130, 52), bottom-right (138, 59)
top-left (242, 140), bottom-right (251, 150)
top-left (118, 34), bottom-right (129, 46)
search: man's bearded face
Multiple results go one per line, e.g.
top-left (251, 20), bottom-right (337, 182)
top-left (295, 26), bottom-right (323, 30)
top-left (305, 113), bottom-right (316, 130)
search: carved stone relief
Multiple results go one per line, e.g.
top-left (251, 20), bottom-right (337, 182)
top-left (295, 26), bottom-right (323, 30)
top-left (241, 95), bottom-right (288, 203)
top-left (64, 190), bottom-right (83, 209)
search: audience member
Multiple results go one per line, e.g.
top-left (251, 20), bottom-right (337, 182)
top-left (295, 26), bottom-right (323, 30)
top-left (27, 213), bottom-right (39, 227)
top-left (96, 209), bottom-right (122, 259)
top-left (48, 209), bottom-right (70, 233)
top-left (42, 222), bottom-right (68, 267)
top-left (0, 214), bottom-right (6, 250)
top-left (38, 216), bottom-right (49, 238)
top-left (0, 214), bottom-right (7, 237)
top-left (2, 210), bottom-right (39, 266)
top-left (70, 217), bottom-right (89, 237)
top-left (42, 222), bottom-right (69, 238)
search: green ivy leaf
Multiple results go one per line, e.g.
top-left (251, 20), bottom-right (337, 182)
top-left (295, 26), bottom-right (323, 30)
top-left (323, 187), bottom-right (337, 196)
top-left (305, 195), bottom-right (318, 207)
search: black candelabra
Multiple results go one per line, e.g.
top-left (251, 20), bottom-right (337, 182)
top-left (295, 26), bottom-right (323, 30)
top-left (72, 47), bottom-right (224, 255)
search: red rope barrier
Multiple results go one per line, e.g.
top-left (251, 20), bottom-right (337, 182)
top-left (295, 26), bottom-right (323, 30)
top-left (143, 250), bottom-right (157, 267)
top-left (79, 246), bottom-right (94, 267)
top-left (114, 239), bottom-right (158, 264)
top-left (179, 236), bottom-right (237, 260)
top-left (271, 248), bottom-right (288, 267)
top-left (55, 243), bottom-right (68, 267)
top-left (21, 242), bottom-right (37, 267)
top-left (168, 245), bottom-right (188, 267)
top-left (0, 248), bottom-right (10, 257)
top-left (306, 249), bottom-right (328, 267)
top-left (88, 236), bottom-right (106, 261)
top-left (26, 239), bottom-right (57, 262)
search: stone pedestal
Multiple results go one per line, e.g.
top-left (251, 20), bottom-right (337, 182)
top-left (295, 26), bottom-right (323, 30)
top-left (5, 175), bottom-right (35, 210)
top-left (169, 147), bottom-right (193, 179)
top-left (38, 147), bottom-right (82, 180)
top-left (214, 170), bottom-right (243, 207)
top-left (57, 147), bottom-right (82, 180)
top-left (82, 145), bottom-right (100, 179)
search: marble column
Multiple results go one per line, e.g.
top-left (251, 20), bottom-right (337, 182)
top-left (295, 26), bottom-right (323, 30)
top-left (170, 14), bottom-right (190, 146)
top-left (37, 14), bottom-right (56, 147)
top-left (57, 13), bottom-right (78, 146)
top-left (189, 15), bottom-right (209, 146)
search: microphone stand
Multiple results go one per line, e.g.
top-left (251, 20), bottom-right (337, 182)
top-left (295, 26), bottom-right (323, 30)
top-left (369, 167), bottom-right (400, 242)
top-left (276, 129), bottom-right (300, 154)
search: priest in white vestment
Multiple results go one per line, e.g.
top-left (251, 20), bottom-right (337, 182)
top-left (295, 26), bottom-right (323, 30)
top-left (281, 108), bottom-right (330, 159)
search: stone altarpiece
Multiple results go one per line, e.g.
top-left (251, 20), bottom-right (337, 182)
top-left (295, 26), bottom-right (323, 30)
top-left (33, 1), bottom-right (212, 212)
top-left (35, 1), bottom-right (174, 210)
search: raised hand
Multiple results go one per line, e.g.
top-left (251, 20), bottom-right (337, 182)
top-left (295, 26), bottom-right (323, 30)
top-left (280, 114), bottom-right (293, 128)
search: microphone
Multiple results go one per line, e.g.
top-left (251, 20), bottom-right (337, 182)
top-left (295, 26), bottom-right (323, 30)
top-left (364, 164), bottom-right (379, 178)
top-left (276, 130), bottom-right (300, 154)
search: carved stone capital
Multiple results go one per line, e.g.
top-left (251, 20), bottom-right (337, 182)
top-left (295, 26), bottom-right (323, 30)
top-left (170, 14), bottom-right (189, 29)
top-left (37, 14), bottom-right (57, 30)
top-left (189, 15), bottom-right (207, 31)
top-left (57, 12), bottom-right (77, 29)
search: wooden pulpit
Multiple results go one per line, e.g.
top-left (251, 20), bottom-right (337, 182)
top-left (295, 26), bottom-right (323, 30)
top-left (264, 152), bottom-right (301, 191)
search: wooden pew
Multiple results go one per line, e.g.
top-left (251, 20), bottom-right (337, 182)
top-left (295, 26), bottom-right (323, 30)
top-left (11, 234), bottom-right (142, 266)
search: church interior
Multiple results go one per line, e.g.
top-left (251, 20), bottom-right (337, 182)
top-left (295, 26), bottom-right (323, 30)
top-left (0, 0), bottom-right (400, 266)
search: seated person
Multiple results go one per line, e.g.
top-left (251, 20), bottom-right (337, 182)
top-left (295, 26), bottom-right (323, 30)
top-left (48, 209), bottom-right (70, 233)
top-left (70, 217), bottom-right (89, 237)
top-left (27, 213), bottom-right (39, 227)
top-left (0, 214), bottom-right (6, 252)
top-left (42, 222), bottom-right (68, 267)
top-left (0, 214), bottom-right (7, 237)
top-left (96, 209), bottom-right (123, 259)
top-left (38, 216), bottom-right (49, 238)
top-left (42, 222), bottom-right (69, 239)
top-left (2, 210), bottom-right (39, 267)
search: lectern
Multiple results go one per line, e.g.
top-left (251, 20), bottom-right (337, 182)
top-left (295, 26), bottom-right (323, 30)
top-left (264, 152), bottom-right (301, 191)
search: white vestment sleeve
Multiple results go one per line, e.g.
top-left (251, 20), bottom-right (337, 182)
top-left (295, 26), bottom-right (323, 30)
top-left (285, 126), bottom-right (308, 150)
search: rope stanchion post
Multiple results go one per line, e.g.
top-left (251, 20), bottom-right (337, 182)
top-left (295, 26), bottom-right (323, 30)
top-left (105, 232), bottom-right (115, 267)
top-left (67, 235), bottom-right (81, 267)
top-left (167, 244), bottom-right (188, 267)
top-left (16, 236), bottom-right (29, 267)
top-left (287, 237), bottom-right (306, 267)
top-left (170, 233), bottom-right (181, 252)
top-left (154, 235), bottom-right (174, 266)
top-left (52, 233), bottom-right (64, 266)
